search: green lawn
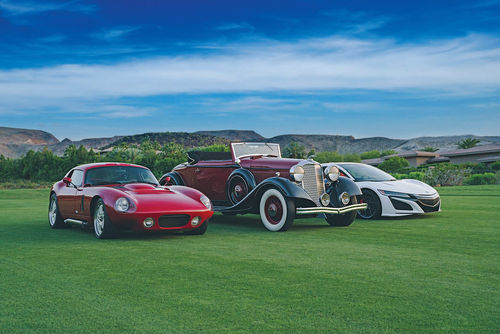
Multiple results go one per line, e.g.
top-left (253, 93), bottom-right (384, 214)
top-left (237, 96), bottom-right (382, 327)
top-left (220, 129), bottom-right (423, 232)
top-left (0, 186), bottom-right (499, 333)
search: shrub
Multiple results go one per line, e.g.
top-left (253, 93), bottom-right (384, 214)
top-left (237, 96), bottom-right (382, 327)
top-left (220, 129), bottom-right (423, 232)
top-left (378, 157), bottom-right (410, 174)
top-left (314, 151), bottom-right (343, 163)
top-left (408, 171), bottom-right (426, 181)
top-left (360, 150), bottom-right (381, 159)
top-left (424, 163), bottom-right (468, 186)
top-left (490, 161), bottom-right (500, 171)
top-left (343, 153), bottom-right (361, 163)
top-left (380, 150), bottom-right (396, 157)
top-left (464, 173), bottom-right (497, 185)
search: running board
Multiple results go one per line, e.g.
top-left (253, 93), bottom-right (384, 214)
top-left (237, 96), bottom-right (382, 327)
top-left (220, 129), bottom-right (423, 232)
top-left (64, 218), bottom-right (90, 227)
top-left (296, 203), bottom-right (368, 215)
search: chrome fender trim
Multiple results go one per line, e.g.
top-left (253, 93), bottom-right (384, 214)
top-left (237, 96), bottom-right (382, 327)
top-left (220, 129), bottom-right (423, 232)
top-left (296, 203), bottom-right (368, 215)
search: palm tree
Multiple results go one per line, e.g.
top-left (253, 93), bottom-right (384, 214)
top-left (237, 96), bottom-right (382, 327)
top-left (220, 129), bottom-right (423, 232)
top-left (422, 146), bottom-right (438, 152)
top-left (457, 138), bottom-right (480, 149)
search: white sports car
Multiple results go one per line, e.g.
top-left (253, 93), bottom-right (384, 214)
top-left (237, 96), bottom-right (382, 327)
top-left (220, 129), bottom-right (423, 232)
top-left (322, 162), bottom-right (441, 219)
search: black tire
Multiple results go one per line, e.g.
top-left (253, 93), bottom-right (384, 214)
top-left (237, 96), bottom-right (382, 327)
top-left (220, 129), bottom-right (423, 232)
top-left (259, 188), bottom-right (295, 232)
top-left (357, 189), bottom-right (382, 220)
top-left (326, 195), bottom-right (358, 227)
top-left (48, 193), bottom-right (66, 229)
top-left (184, 220), bottom-right (208, 235)
top-left (227, 175), bottom-right (250, 205)
top-left (93, 199), bottom-right (116, 239)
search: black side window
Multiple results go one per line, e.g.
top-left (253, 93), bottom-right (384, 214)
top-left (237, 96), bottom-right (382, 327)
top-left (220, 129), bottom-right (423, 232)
top-left (71, 170), bottom-right (84, 187)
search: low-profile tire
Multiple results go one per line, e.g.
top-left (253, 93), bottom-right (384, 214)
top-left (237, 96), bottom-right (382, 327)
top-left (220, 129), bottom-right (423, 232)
top-left (326, 195), bottom-right (358, 227)
top-left (228, 175), bottom-right (249, 205)
top-left (184, 220), bottom-right (208, 235)
top-left (93, 199), bottom-right (116, 239)
top-left (357, 189), bottom-right (381, 220)
top-left (48, 193), bottom-right (66, 229)
top-left (259, 188), bottom-right (295, 232)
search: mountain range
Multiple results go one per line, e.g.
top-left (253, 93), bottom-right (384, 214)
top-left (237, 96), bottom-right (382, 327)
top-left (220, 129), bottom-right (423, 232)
top-left (1, 126), bottom-right (499, 158)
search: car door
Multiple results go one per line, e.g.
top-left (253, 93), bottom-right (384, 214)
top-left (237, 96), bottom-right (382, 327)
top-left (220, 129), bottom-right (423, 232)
top-left (194, 161), bottom-right (237, 201)
top-left (57, 170), bottom-right (77, 217)
top-left (69, 170), bottom-right (85, 217)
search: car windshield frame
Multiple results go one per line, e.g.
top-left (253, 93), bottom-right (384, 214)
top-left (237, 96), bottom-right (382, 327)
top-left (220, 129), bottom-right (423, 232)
top-left (84, 166), bottom-right (159, 186)
top-left (338, 163), bottom-right (396, 182)
top-left (231, 142), bottom-right (281, 160)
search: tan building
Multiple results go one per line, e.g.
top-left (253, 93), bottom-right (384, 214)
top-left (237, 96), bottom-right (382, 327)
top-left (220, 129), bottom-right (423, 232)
top-left (362, 145), bottom-right (500, 167)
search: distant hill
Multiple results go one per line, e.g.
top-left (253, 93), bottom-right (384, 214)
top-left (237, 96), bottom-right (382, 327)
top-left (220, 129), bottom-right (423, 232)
top-left (1, 126), bottom-right (499, 158)
top-left (195, 130), bottom-right (265, 142)
top-left (0, 126), bottom-right (59, 145)
top-left (104, 132), bottom-right (230, 149)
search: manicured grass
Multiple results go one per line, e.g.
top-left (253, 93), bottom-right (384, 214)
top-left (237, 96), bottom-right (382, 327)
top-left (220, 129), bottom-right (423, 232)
top-left (0, 186), bottom-right (499, 333)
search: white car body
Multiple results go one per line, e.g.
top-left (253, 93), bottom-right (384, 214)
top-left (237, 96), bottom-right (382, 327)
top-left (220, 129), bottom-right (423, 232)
top-left (323, 162), bottom-right (441, 217)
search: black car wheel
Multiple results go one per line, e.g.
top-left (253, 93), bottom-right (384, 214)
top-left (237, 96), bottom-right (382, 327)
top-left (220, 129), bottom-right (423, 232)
top-left (228, 175), bottom-right (249, 205)
top-left (259, 188), bottom-right (295, 232)
top-left (48, 193), bottom-right (66, 229)
top-left (325, 195), bottom-right (358, 227)
top-left (357, 189), bottom-right (381, 220)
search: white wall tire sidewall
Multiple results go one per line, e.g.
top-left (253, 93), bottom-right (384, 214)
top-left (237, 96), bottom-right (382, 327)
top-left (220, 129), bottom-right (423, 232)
top-left (259, 189), bottom-right (287, 232)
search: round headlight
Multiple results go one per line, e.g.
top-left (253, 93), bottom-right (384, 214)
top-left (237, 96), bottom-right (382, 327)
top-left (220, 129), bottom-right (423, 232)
top-left (114, 197), bottom-right (129, 212)
top-left (191, 216), bottom-right (201, 226)
top-left (143, 217), bottom-right (154, 228)
top-left (200, 195), bottom-right (212, 210)
top-left (320, 193), bottom-right (330, 206)
top-left (326, 166), bottom-right (340, 182)
top-left (290, 165), bottom-right (305, 182)
top-left (339, 192), bottom-right (350, 205)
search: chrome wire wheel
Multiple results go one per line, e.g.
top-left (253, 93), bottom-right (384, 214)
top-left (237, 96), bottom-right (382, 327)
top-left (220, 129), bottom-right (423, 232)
top-left (48, 197), bottom-right (57, 227)
top-left (94, 203), bottom-right (105, 237)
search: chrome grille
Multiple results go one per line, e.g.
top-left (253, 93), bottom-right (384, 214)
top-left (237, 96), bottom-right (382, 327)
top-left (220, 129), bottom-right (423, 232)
top-left (301, 163), bottom-right (325, 206)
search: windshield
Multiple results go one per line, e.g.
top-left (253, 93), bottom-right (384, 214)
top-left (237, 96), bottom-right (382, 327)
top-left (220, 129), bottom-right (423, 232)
top-left (85, 166), bottom-right (159, 186)
top-left (231, 142), bottom-right (281, 159)
top-left (339, 163), bottom-right (395, 182)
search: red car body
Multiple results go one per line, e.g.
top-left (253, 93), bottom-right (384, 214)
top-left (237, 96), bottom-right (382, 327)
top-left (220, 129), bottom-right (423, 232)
top-left (160, 143), bottom-right (367, 232)
top-left (49, 162), bottom-right (213, 238)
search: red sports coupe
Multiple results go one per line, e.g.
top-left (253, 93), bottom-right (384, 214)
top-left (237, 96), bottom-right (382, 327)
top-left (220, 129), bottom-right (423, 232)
top-left (49, 162), bottom-right (213, 238)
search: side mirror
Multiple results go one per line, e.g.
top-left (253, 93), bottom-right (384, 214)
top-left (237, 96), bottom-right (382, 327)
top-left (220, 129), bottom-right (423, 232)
top-left (63, 177), bottom-right (72, 185)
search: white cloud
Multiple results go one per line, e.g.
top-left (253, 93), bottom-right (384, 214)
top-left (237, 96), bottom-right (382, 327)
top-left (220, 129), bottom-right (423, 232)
top-left (215, 22), bottom-right (255, 31)
top-left (91, 26), bottom-right (140, 41)
top-left (0, 34), bottom-right (499, 105)
top-left (0, 0), bottom-right (95, 15)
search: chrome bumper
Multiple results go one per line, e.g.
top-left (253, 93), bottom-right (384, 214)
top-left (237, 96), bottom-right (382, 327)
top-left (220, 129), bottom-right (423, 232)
top-left (296, 203), bottom-right (368, 215)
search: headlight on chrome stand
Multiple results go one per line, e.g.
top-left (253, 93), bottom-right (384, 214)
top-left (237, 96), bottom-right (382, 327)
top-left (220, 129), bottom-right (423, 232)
top-left (289, 165), bottom-right (305, 182)
top-left (325, 166), bottom-right (340, 182)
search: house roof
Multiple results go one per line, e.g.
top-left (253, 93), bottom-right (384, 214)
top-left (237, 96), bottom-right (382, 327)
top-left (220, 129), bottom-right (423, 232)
top-left (361, 158), bottom-right (384, 165)
top-left (391, 151), bottom-right (439, 158)
top-left (440, 144), bottom-right (500, 157)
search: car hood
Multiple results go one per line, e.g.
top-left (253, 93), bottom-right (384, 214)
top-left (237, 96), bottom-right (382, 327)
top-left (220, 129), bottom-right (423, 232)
top-left (241, 156), bottom-right (303, 170)
top-left (359, 179), bottom-right (438, 196)
top-left (115, 184), bottom-right (207, 212)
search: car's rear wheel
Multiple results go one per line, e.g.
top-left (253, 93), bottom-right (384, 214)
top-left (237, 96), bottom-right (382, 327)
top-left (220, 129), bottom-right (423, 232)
top-left (259, 188), bottom-right (295, 232)
top-left (325, 195), bottom-right (358, 227)
top-left (357, 189), bottom-right (381, 219)
top-left (48, 194), bottom-right (65, 229)
top-left (228, 175), bottom-right (249, 205)
top-left (184, 220), bottom-right (208, 235)
top-left (93, 199), bottom-right (115, 239)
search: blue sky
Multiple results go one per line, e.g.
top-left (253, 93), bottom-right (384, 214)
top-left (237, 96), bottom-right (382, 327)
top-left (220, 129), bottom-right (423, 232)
top-left (0, 0), bottom-right (499, 140)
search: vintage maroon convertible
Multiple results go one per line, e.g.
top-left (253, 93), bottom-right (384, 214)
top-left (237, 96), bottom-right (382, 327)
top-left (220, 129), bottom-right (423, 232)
top-left (49, 162), bottom-right (213, 238)
top-left (160, 143), bottom-right (367, 231)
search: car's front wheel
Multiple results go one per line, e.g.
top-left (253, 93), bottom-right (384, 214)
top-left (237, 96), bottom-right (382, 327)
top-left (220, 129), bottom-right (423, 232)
top-left (357, 189), bottom-right (381, 219)
top-left (48, 194), bottom-right (66, 229)
top-left (259, 188), bottom-right (295, 232)
top-left (325, 195), bottom-right (358, 227)
top-left (93, 199), bottom-right (115, 239)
